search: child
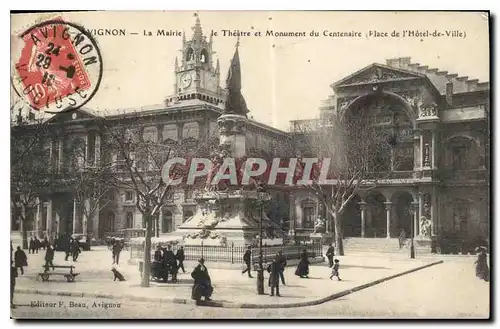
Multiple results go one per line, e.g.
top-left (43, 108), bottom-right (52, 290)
top-left (329, 259), bottom-right (341, 281)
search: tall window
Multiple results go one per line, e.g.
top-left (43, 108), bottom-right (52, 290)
top-left (182, 122), bottom-right (199, 140)
top-left (162, 211), bottom-right (173, 233)
top-left (452, 202), bottom-right (468, 233)
top-left (451, 145), bottom-right (468, 170)
top-left (301, 199), bottom-right (316, 229)
top-left (162, 124), bottom-right (178, 143)
top-left (126, 212), bottom-right (134, 228)
top-left (106, 213), bottom-right (115, 233)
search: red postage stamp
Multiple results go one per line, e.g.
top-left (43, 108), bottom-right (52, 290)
top-left (12, 18), bottom-right (103, 112)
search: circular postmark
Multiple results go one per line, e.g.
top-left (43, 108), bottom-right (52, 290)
top-left (11, 18), bottom-right (103, 113)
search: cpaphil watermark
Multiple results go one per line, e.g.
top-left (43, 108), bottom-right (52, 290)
top-left (161, 157), bottom-right (339, 187)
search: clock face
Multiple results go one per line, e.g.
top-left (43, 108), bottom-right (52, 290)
top-left (181, 73), bottom-right (192, 88)
top-left (72, 113), bottom-right (78, 119)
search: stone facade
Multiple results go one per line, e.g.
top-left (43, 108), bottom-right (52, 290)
top-left (290, 57), bottom-right (490, 251)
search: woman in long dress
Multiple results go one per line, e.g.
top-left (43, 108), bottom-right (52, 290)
top-left (475, 247), bottom-right (490, 282)
top-left (295, 249), bottom-right (309, 278)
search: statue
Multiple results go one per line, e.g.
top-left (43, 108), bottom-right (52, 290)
top-left (313, 215), bottom-right (326, 234)
top-left (420, 216), bottom-right (431, 237)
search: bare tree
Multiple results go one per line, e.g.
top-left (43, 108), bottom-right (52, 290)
top-left (292, 108), bottom-right (397, 255)
top-left (100, 116), bottom-right (216, 287)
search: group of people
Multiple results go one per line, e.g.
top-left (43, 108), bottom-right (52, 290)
top-left (152, 244), bottom-right (186, 283)
top-left (28, 236), bottom-right (49, 254)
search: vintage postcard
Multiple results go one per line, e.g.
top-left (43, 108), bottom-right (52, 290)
top-left (10, 11), bottom-right (490, 319)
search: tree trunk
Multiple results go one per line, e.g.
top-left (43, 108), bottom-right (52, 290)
top-left (333, 211), bottom-right (345, 256)
top-left (155, 214), bottom-right (160, 238)
top-left (141, 214), bottom-right (153, 288)
top-left (21, 218), bottom-right (29, 250)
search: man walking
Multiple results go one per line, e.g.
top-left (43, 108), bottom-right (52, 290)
top-left (11, 262), bottom-right (17, 309)
top-left (176, 246), bottom-right (186, 273)
top-left (14, 246), bottom-right (28, 275)
top-left (276, 250), bottom-right (287, 285)
top-left (44, 244), bottom-right (55, 272)
top-left (242, 246), bottom-right (253, 278)
top-left (326, 243), bottom-right (335, 268)
top-left (267, 256), bottom-right (281, 297)
top-left (112, 240), bottom-right (123, 265)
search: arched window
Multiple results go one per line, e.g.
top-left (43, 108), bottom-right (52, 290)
top-left (162, 124), bottom-right (178, 144)
top-left (162, 210), bottom-right (173, 233)
top-left (126, 212), bottom-right (134, 228)
top-left (200, 49), bottom-right (209, 63)
top-left (186, 48), bottom-right (194, 61)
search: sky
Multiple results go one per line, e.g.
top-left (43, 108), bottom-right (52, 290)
top-left (11, 11), bottom-right (489, 131)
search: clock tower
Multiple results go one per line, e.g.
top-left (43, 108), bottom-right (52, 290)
top-left (167, 16), bottom-right (225, 107)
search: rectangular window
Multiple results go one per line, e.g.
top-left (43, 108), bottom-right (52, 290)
top-left (125, 191), bottom-right (134, 202)
top-left (303, 206), bottom-right (315, 229)
top-left (452, 146), bottom-right (467, 170)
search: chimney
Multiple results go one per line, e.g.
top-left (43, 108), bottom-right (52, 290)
top-left (446, 82), bottom-right (453, 105)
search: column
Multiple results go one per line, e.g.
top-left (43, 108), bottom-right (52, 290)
top-left (418, 193), bottom-right (423, 237)
top-left (413, 203), bottom-right (419, 238)
top-left (35, 198), bottom-right (41, 238)
top-left (94, 134), bottom-right (101, 166)
top-left (47, 199), bottom-right (53, 241)
top-left (384, 202), bottom-right (392, 238)
top-left (49, 139), bottom-right (54, 173)
top-left (359, 201), bottom-right (367, 238)
top-left (73, 199), bottom-right (78, 234)
top-left (288, 193), bottom-right (296, 237)
top-left (419, 133), bottom-right (424, 170)
top-left (431, 131), bottom-right (436, 169)
top-left (431, 189), bottom-right (437, 236)
top-left (159, 208), bottom-right (163, 234)
top-left (85, 134), bottom-right (89, 166)
top-left (58, 138), bottom-right (64, 172)
top-left (55, 211), bottom-right (61, 237)
top-left (83, 199), bottom-right (90, 236)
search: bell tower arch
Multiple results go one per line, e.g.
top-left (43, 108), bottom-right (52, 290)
top-left (168, 15), bottom-right (225, 107)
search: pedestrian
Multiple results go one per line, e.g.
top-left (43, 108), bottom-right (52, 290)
top-left (34, 237), bottom-right (40, 254)
top-left (398, 229), bottom-right (406, 249)
top-left (112, 240), bottom-right (123, 265)
top-left (154, 244), bottom-right (163, 262)
top-left (326, 243), bottom-right (335, 267)
top-left (71, 239), bottom-right (81, 262)
top-left (64, 236), bottom-right (72, 261)
top-left (29, 237), bottom-right (35, 254)
top-left (42, 236), bottom-right (48, 250)
top-left (191, 258), bottom-right (213, 305)
top-left (242, 245), bottom-right (253, 278)
top-left (163, 245), bottom-right (176, 282)
top-left (11, 262), bottom-right (17, 309)
top-left (44, 244), bottom-right (55, 272)
top-left (276, 250), bottom-right (287, 285)
top-left (267, 256), bottom-right (281, 297)
top-left (176, 246), bottom-right (186, 273)
top-left (329, 259), bottom-right (341, 281)
top-left (14, 246), bottom-right (28, 275)
top-left (475, 247), bottom-right (489, 282)
top-left (295, 248), bottom-right (309, 278)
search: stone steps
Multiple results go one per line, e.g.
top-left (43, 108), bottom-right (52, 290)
top-left (341, 238), bottom-right (431, 254)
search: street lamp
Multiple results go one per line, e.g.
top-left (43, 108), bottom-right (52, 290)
top-left (410, 201), bottom-right (419, 259)
top-left (256, 187), bottom-right (266, 295)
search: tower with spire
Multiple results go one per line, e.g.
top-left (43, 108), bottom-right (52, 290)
top-left (168, 15), bottom-right (224, 107)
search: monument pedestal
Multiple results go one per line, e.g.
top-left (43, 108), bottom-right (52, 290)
top-left (169, 190), bottom-right (283, 246)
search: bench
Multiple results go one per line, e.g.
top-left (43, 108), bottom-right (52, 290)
top-left (38, 265), bottom-right (79, 282)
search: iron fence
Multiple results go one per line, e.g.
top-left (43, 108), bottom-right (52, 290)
top-left (130, 240), bottom-right (322, 265)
